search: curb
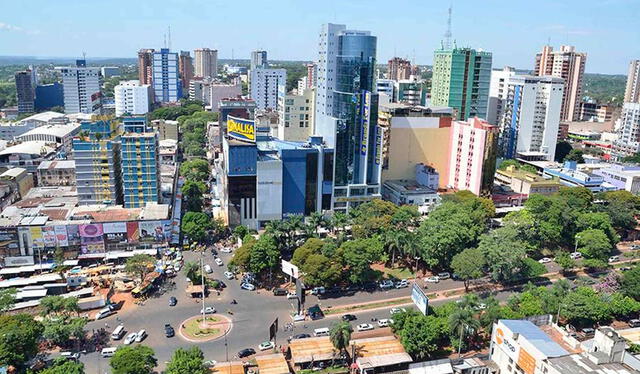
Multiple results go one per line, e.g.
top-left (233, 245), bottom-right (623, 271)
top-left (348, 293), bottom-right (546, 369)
top-left (177, 314), bottom-right (233, 343)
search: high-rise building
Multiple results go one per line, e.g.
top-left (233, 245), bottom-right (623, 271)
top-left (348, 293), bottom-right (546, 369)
top-left (315, 23), bottom-right (382, 213)
top-left (249, 68), bottom-right (286, 110)
top-left (614, 102), bottom-right (640, 157)
top-left (251, 50), bottom-right (268, 70)
top-left (487, 66), bottom-right (516, 125)
top-left (431, 47), bottom-right (492, 120)
top-left (447, 117), bottom-right (498, 196)
top-left (534, 45), bottom-right (586, 122)
top-left (193, 48), bottom-right (218, 79)
top-left (137, 49), bottom-right (155, 85)
top-left (297, 76), bottom-right (308, 94)
top-left (121, 117), bottom-right (160, 208)
top-left (152, 48), bottom-right (182, 103)
top-left (394, 79), bottom-right (423, 106)
top-left (624, 60), bottom-right (640, 104)
top-left (387, 57), bottom-right (412, 81)
top-left (178, 51), bottom-right (194, 91)
top-left (376, 79), bottom-right (395, 99)
top-left (114, 80), bottom-right (151, 116)
top-left (73, 119), bottom-right (123, 205)
top-left (56, 60), bottom-right (102, 114)
top-left (306, 63), bottom-right (317, 88)
top-left (35, 83), bottom-right (64, 111)
top-left (277, 85), bottom-right (314, 141)
top-left (498, 75), bottom-right (564, 161)
top-left (15, 70), bottom-right (35, 113)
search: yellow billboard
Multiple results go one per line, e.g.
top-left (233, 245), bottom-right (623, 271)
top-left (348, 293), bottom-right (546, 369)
top-left (227, 116), bottom-right (256, 142)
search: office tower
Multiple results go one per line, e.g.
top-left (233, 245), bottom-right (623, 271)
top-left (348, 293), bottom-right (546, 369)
top-left (376, 79), bottom-right (395, 98)
top-left (249, 68), bottom-right (286, 110)
top-left (194, 48), bottom-right (218, 78)
top-left (431, 47), bottom-right (492, 120)
top-left (448, 117), bottom-right (498, 196)
top-left (56, 60), bottom-right (102, 114)
top-left (534, 45), bottom-right (586, 122)
top-left (178, 51), bottom-right (194, 91)
top-left (251, 50), bottom-right (268, 70)
top-left (121, 117), bottom-right (160, 208)
top-left (306, 63), bottom-right (317, 88)
top-left (152, 48), bottom-right (182, 103)
top-left (487, 66), bottom-right (516, 125)
top-left (73, 119), bottom-right (123, 205)
top-left (394, 79), bottom-right (422, 105)
top-left (15, 70), bottom-right (35, 113)
top-left (315, 23), bottom-right (382, 213)
top-left (35, 83), bottom-right (64, 111)
top-left (277, 85), bottom-right (314, 141)
top-left (114, 80), bottom-right (151, 116)
top-left (614, 103), bottom-right (640, 156)
top-left (498, 75), bottom-right (564, 161)
top-left (137, 49), bottom-right (155, 85)
top-left (625, 60), bottom-right (640, 104)
top-left (387, 57), bottom-right (412, 81)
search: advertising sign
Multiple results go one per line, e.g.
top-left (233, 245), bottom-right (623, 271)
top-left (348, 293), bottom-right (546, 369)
top-left (411, 283), bottom-right (429, 315)
top-left (103, 222), bottom-right (127, 244)
top-left (360, 92), bottom-right (370, 156)
top-left (42, 226), bottom-right (57, 247)
top-left (4, 256), bottom-right (35, 267)
top-left (54, 225), bottom-right (68, 247)
top-left (227, 116), bottom-right (256, 142)
top-left (374, 126), bottom-right (382, 165)
top-left (126, 222), bottom-right (139, 242)
top-left (66, 225), bottom-right (80, 246)
top-left (79, 224), bottom-right (104, 254)
top-left (139, 221), bottom-right (164, 242)
top-left (281, 259), bottom-right (299, 279)
top-left (30, 227), bottom-right (44, 248)
top-left (0, 228), bottom-right (19, 256)
top-left (495, 324), bottom-right (520, 361)
top-left (517, 349), bottom-right (536, 374)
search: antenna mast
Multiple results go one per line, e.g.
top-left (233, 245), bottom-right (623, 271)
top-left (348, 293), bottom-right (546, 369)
top-left (168, 26), bottom-right (172, 50)
top-left (444, 5), bottom-right (453, 49)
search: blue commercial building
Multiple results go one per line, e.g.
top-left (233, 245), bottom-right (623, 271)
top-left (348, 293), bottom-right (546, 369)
top-left (152, 48), bottom-right (182, 103)
top-left (542, 161), bottom-right (616, 192)
top-left (121, 117), bottom-right (160, 208)
top-left (35, 83), bottom-right (64, 111)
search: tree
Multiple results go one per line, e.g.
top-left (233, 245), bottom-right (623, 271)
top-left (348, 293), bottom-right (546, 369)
top-left (448, 307), bottom-right (481, 352)
top-left (554, 251), bottom-right (576, 273)
top-left (450, 248), bottom-right (486, 292)
top-left (307, 212), bottom-right (326, 236)
top-left (229, 235), bottom-right (254, 271)
top-left (622, 152), bottom-right (640, 164)
top-left (233, 225), bottom-right (249, 240)
top-left (182, 212), bottom-right (213, 243)
top-left (300, 254), bottom-right (342, 287)
top-left (564, 149), bottom-right (585, 163)
top-left (338, 238), bottom-right (384, 284)
top-left (478, 226), bottom-right (531, 282)
top-left (498, 159), bottom-right (520, 170)
top-left (40, 295), bottom-right (79, 316)
top-left (329, 321), bottom-right (352, 355)
top-left (165, 347), bottom-right (207, 374)
top-left (0, 288), bottom-right (16, 313)
top-left (292, 238), bottom-right (324, 267)
top-left (40, 357), bottom-right (84, 374)
top-left (576, 212), bottom-right (619, 246)
top-left (183, 261), bottom-right (202, 285)
top-left (249, 235), bottom-right (280, 277)
top-left (396, 314), bottom-right (448, 359)
top-left (0, 314), bottom-right (44, 370)
top-left (110, 345), bottom-right (157, 374)
top-left (622, 267), bottom-right (640, 301)
top-left (561, 287), bottom-right (610, 326)
top-left (555, 141), bottom-right (573, 162)
top-left (576, 229), bottom-right (612, 261)
top-left (182, 180), bottom-right (207, 212)
top-left (179, 159), bottom-right (210, 182)
top-left (594, 190), bottom-right (640, 234)
top-left (521, 258), bottom-right (547, 279)
top-left (42, 317), bottom-right (87, 346)
top-left (330, 212), bottom-right (349, 234)
top-left (125, 254), bottom-right (155, 281)
top-left (608, 292), bottom-right (640, 318)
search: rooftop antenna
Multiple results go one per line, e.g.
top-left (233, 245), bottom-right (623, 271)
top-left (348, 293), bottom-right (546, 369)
top-left (444, 4), bottom-right (453, 49)
top-left (547, 36), bottom-right (551, 46)
top-left (163, 33), bottom-right (167, 49)
top-left (82, 51), bottom-right (86, 60)
top-left (168, 25), bottom-right (172, 50)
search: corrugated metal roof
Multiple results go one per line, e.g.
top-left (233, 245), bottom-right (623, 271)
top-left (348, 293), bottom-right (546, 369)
top-left (501, 320), bottom-right (569, 358)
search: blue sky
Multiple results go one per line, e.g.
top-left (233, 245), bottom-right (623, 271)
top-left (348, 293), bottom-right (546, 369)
top-left (1, 0), bottom-right (638, 74)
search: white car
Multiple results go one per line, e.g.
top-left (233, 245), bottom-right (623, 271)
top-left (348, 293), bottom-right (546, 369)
top-left (259, 341), bottom-right (275, 351)
top-left (378, 318), bottom-right (393, 327)
top-left (215, 258), bottom-right (224, 266)
top-left (424, 276), bottom-right (440, 283)
top-left (124, 332), bottom-right (137, 345)
top-left (204, 264), bottom-right (213, 274)
top-left (201, 306), bottom-right (216, 314)
top-left (224, 271), bottom-right (235, 280)
top-left (134, 329), bottom-right (147, 343)
top-left (287, 291), bottom-right (297, 299)
top-left (570, 252), bottom-right (583, 259)
top-left (538, 257), bottom-right (552, 264)
top-left (204, 360), bottom-right (217, 368)
top-left (609, 256), bottom-right (620, 263)
top-left (220, 247), bottom-right (233, 253)
top-left (390, 307), bottom-right (406, 315)
top-left (395, 279), bottom-right (409, 288)
top-left (241, 283), bottom-right (256, 291)
top-left (357, 323), bottom-right (374, 332)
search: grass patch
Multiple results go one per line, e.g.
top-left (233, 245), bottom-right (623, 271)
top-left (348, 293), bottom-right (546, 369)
top-left (381, 265), bottom-right (415, 280)
top-left (183, 316), bottom-right (221, 337)
top-left (324, 297), bottom-right (412, 315)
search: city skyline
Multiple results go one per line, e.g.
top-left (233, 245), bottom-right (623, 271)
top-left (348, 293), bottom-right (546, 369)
top-left (1, 0), bottom-right (638, 74)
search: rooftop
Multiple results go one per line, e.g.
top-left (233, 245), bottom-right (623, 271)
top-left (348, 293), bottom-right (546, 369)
top-left (349, 335), bottom-right (413, 369)
top-left (0, 141), bottom-right (55, 156)
top-left (547, 353), bottom-right (638, 374)
top-left (501, 320), bottom-right (569, 358)
top-left (210, 362), bottom-right (245, 374)
top-left (0, 167), bottom-right (27, 178)
top-left (254, 353), bottom-right (290, 374)
top-left (383, 179), bottom-right (438, 195)
top-left (17, 122), bottom-right (80, 139)
top-left (19, 111), bottom-right (65, 123)
top-left (409, 359), bottom-right (453, 374)
top-left (288, 336), bottom-right (336, 364)
top-left (496, 166), bottom-right (560, 185)
top-left (37, 160), bottom-right (76, 170)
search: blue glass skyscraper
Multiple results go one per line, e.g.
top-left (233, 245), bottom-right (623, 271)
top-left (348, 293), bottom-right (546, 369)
top-left (152, 48), bottom-right (182, 103)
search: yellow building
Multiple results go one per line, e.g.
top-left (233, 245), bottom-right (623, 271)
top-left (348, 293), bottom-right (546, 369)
top-left (495, 166), bottom-right (560, 196)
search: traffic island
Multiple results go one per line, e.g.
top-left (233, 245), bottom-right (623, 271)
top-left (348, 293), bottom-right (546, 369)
top-left (179, 314), bottom-right (232, 342)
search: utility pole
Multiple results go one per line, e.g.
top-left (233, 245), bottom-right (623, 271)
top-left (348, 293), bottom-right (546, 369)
top-left (200, 253), bottom-right (206, 325)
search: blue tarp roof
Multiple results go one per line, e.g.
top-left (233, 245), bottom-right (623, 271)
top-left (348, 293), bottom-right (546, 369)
top-left (501, 320), bottom-right (569, 358)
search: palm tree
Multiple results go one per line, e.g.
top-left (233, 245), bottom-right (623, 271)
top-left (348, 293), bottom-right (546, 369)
top-left (330, 321), bottom-right (353, 358)
top-left (307, 212), bottom-right (325, 236)
top-left (383, 230), bottom-right (405, 268)
top-left (402, 232), bottom-right (420, 273)
top-left (331, 212), bottom-right (349, 235)
top-left (448, 307), bottom-right (481, 355)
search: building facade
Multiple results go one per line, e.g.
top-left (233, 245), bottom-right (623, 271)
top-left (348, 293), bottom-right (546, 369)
top-left (495, 166), bottom-right (560, 196)
top-left (150, 119), bottom-right (178, 141)
top-left (15, 70), bottom-right (35, 113)
top-left (250, 68), bottom-right (287, 110)
top-left (543, 161), bottom-right (615, 192)
top-left (251, 50), bottom-right (268, 70)
top-left (394, 79), bottom-right (423, 106)
top-left (624, 59), bottom-right (640, 104)
top-left (209, 83), bottom-right (243, 112)
top-left (448, 117), bottom-right (498, 196)
top-left (387, 57), bottom-right (412, 81)
top-left (487, 66), bottom-right (516, 125)
top-left (114, 80), bottom-right (151, 116)
top-left (431, 47), bottom-right (492, 120)
top-left (121, 118), bottom-right (160, 208)
top-left (137, 49), bottom-right (154, 85)
top-left (498, 75), bottom-right (564, 161)
top-left (56, 60), bottom-right (102, 114)
top-left (277, 86), bottom-right (314, 141)
top-left (152, 48), bottom-right (181, 103)
top-left (178, 51), bottom-right (194, 91)
top-left (376, 79), bottom-right (395, 98)
top-left (37, 160), bottom-right (76, 186)
top-left (534, 45), bottom-right (586, 122)
top-left (35, 83), bottom-right (64, 111)
top-left (579, 101), bottom-right (613, 122)
top-left (614, 102), bottom-right (640, 156)
top-left (194, 48), bottom-right (218, 79)
top-left (314, 23), bottom-right (383, 213)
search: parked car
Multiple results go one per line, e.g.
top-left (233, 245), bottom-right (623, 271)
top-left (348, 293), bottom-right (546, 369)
top-left (237, 348), bottom-right (256, 358)
top-left (395, 279), bottom-right (409, 288)
top-left (379, 280), bottom-right (394, 289)
top-left (609, 256), bottom-right (620, 263)
top-left (134, 329), bottom-right (147, 343)
top-left (378, 318), bottom-right (393, 327)
top-left (292, 333), bottom-right (311, 340)
top-left (286, 291), bottom-right (298, 300)
top-left (213, 279), bottom-right (226, 288)
top-left (60, 352), bottom-right (80, 361)
top-left (390, 307), bottom-right (407, 315)
top-left (164, 324), bottom-right (175, 338)
top-left (224, 271), bottom-right (235, 280)
top-left (538, 257), bottom-right (552, 264)
top-left (570, 252), bottom-right (583, 259)
top-left (204, 264), bottom-right (213, 274)
top-left (437, 272), bottom-right (451, 280)
top-left (201, 306), bottom-right (216, 314)
top-left (629, 319), bottom-right (640, 328)
top-left (342, 314), bottom-right (357, 322)
top-left (357, 323), bottom-right (374, 332)
top-left (204, 360), bottom-right (217, 368)
top-left (311, 286), bottom-right (325, 295)
top-left (95, 307), bottom-right (115, 320)
top-left (215, 258), bottom-right (224, 266)
top-left (424, 276), bottom-right (440, 283)
top-left (631, 244), bottom-right (640, 250)
top-left (241, 283), bottom-right (256, 291)
top-left (273, 288), bottom-right (287, 296)
top-left (220, 247), bottom-right (233, 253)
top-left (124, 332), bottom-right (137, 345)
top-left (582, 328), bottom-right (595, 337)
top-left (169, 296), bottom-right (177, 306)
top-left (259, 341), bottom-right (275, 351)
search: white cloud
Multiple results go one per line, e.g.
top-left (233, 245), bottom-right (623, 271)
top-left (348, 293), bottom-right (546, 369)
top-left (0, 21), bottom-right (40, 35)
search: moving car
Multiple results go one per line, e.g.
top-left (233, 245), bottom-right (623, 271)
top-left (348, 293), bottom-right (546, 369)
top-left (215, 258), bottom-right (224, 266)
top-left (395, 279), bottom-right (409, 288)
top-left (273, 288), bottom-right (287, 296)
top-left (286, 291), bottom-right (297, 299)
top-left (390, 307), bottom-right (407, 315)
top-left (630, 319), bottom-right (640, 328)
top-left (378, 318), bottom-right (393, 327)
top-left (609, 256), bottom-right (620, 263)
top-left (124, 332), bottom-right (137, 345)
top-left (220, 247), bottom-right (233, 253)
top-left (437, 272), bottom-right (451, 280)
top-left (60, 352), bottom-right (80, 361)
top-left (538, 257), bottom-right (552, 264)
top-left (164, 324), bottom-right (175, 338)
top-left (313, 327), bottom-right (330, 337)
top-left (237, 348), bottom-right (256, 358)
top-left (201, 306), bottom-right (216, 314)
top-left (342, 314), bottom-right (357, 322)
top-left (134, 329), bottom-right (147, 343)
top-left (259, 341), bottom-right (275, 351)
top-left (379, 280), bottom-right (394, 289)
top-left (224, 271), bottom-right (235, 280)
top-left (311, 286), bottom-right (325, 295)
top-left (356, 323), bottom-right (374, 332)
top-left (424, 276), bottom-right (440, 283)
top-left (204, 264), bottom-right (213, 274)
top-left (292, 333), bottom-right (311, 340)
top-left (169, 296), bottom-right (177, 306)
top-left (241, 283), bottom-right (256, 291)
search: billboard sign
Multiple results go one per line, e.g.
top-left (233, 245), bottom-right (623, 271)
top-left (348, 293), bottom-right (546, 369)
top-left (4, 256), bottom-right (35, 267)
top-left (126, 222), bottom-right (139, 242)
top-left (79, 224), bottom-right (104, 254)
top-left (66, 225), bottom-right (81, 246)
top-left (42, 226), bottom-right (57, 247)
top-left (281, 259), bottom-right (299, 279)
top-left (54, 226), bottom-right (68, 247)
top-left (227, 116), bottom-right (256, 142)
top-left (103, 222), bottom-right (127, 244)
top-left (0, 228), bottom-right (19, 255)
top-left (139, 221), bottom-right (165, 242)
top-left (411, 283), bottom-right (429, 315)
top-left (30, 227), bottom-right (44, 248)
top-left (360, 91), bottom-right (370, 156)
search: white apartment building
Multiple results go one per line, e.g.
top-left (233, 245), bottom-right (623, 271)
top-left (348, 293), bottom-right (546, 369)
top-left (376, 79), bottom-right (395, 98)
top-left (614, 102), bottom-right (640, 156)
top-left (251, 50), bottom-right (268, 70)
top-left (487, 66), bottom-right (516, 125)
top-left (194, 48), bottom-right (218, 78)
top-left (498, 75), bottom-right (564, 161)
top-left (250, 68), bottom-right (287, 110)
top-left (56, 60), bottom-right (102, 114)
top-left (189, 78), bottom-right (212, 104)
top-left (297, 76), bottom-right (308, 94)
top-left (114, 80), bottom-right (151, 116)
top-left (277, 86), bottom-right (314, 141)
